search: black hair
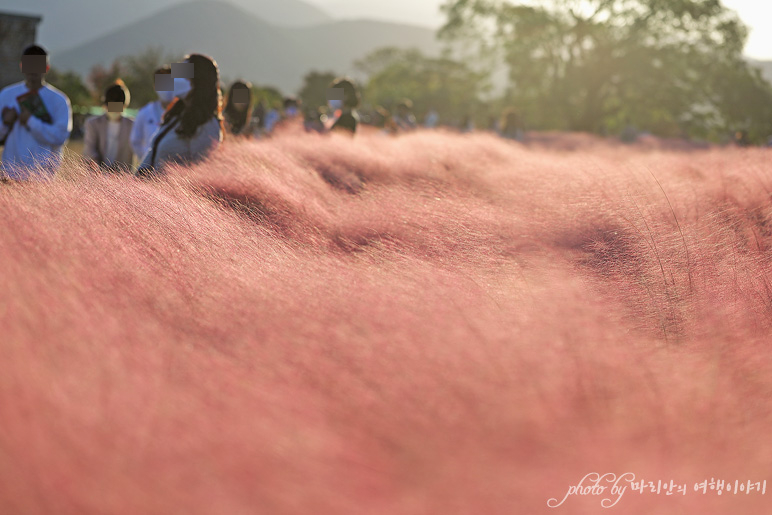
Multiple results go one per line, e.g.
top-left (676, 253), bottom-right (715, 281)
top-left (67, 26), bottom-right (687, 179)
top-left (23, 45), bottom-right (48, 57)
top-left (103, 79), bottom-right (130, 107)
top-left (154, 65), bottom-right (172, 76)
top-left (329, 78), bottom-right (360, 110)
top-left (224, 80), bottom-right (252, 134)
top-left (162, 53), bottom-right (223, 139)
top-left (21, 44), bottom-right (49, 67)
top-left (283, 97), bottom-right (299, 109)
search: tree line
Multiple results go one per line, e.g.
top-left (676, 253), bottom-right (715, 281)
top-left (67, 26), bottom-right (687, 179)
top-left (47, 0), bottom-right (772, 142)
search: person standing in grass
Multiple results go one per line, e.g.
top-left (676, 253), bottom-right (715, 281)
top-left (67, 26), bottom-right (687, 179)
top-left (393, 99), bottom-right (417, 132)
top-left (0, 45), bottom-right (72, 180)
top-left (137, 54), bottom-right (224, 176)
top-left (252, 99), bottom-right (266, 137)
top-left (130, 65), bottom-right (174, 159)
top-left (283, 97), bottom-right (300, 119)
top-left (328, 78), bottom-right (360, 135)
top-left (83, 80), bottom-right (135, 172)
top-left (263, 103), bottom-right (281, 136)
top-left (223, 80), bottom-right (254, 137)
top-left (499, 108), bottom-right (525, 142)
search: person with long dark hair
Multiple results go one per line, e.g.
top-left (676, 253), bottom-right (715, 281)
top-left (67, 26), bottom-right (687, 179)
top-left (137, 54), bottom-right (224, 176)
top-left (223, 80), bottom-right (253, 136)
top-left (328, 78), bottom-right (360, 134)
top-left (393, 99), bottom-right (417, 131)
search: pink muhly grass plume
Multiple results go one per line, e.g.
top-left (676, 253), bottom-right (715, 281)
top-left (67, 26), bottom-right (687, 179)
top-left (0, 127), bottom-right (770, 514)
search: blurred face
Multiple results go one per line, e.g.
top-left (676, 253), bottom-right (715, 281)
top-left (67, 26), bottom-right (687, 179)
top-left (20, 55), bottom-right (48, 90)
top-left (105, 102), bottom-right (124, 121)
top-left (232, 88), bottom-right (249, 111)
top-left (327, 87), bottom-right (344, 112)
top-left (155, 72), bottom-right (175, 104)
top-left (174, 77), bottom-right (193, 104)
top-left (172, 60), bottom-right (194, 103)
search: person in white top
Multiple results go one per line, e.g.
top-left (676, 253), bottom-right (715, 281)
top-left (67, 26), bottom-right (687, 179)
top-left (83, 80), bottom-right (135, 171)
top-left (130, 65), bottom-right (174, 161)
top-left (0, 45), bottom-right (72, 180)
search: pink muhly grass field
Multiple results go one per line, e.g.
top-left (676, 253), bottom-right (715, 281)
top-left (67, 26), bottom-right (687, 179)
top-left (1, 125), bottom-right (771, 514)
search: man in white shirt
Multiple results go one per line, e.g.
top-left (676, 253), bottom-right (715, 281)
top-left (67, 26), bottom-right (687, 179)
top-left (84, 80), bottom-right (135, 171)
top-left (0, 45), bottom-right (72, 180)
top-left (130, 66), bottom-right (174, 161)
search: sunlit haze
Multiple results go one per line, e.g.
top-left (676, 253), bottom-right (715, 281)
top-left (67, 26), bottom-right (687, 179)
top-left (308, 0), bottom-right (772, 60)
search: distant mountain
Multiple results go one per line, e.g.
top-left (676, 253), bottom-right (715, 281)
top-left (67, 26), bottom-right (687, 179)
top-left (52, 0), bottom-right (440, 93)
top-left (2, 0), bottom-right (332, 52)
top-left (283, 19), bottom-right (441, 79)
top-left (306, 0), bottom-right (445, 28)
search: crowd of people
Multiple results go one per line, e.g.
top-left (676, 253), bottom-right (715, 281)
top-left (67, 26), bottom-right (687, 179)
top-left (0, 45), bottom-right (525, 181)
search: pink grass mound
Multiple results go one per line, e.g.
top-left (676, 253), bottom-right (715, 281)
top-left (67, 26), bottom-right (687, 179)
top-left (1, 127), bottom-right (771, 514)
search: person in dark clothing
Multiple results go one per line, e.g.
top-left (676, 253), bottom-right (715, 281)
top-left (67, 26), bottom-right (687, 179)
top-left (223, 80), bottom-right (253, 136)
top-left (499, 107), bottom-right (525, 141)
top-left (394, 99), bottom-right (417, 131)
top-left (304, 106), bottom-right (325, 133)
top-left (251, 100), bottom-right (266, 137)
top-left (734, 130), bottom-right (751, 147)
top-left (328, 78), bottom-right (360, 134)
top-left (283, 97), bottom-right (300, 119)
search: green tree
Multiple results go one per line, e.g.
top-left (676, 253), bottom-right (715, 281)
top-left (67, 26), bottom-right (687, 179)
top-left (439, 0), bottom-right (772, 141)
top-left (355, 47), bottom-right (486, 125)
top-left (253, 85), bottom-right (284, 109)
top-left (88, 47), bottom-right (181, 109)
top-left (120, 47), bottom-right (181, 109)
top-left (46, 68), bottom-right (91, 108)
top-left (87, 60), bottom-right (122, 105)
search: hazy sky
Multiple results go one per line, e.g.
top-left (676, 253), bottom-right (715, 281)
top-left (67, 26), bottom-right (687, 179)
top-left (307, 0), bottom-right (772, 60)
top-left (722, 0), bottom-right (772, 59)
